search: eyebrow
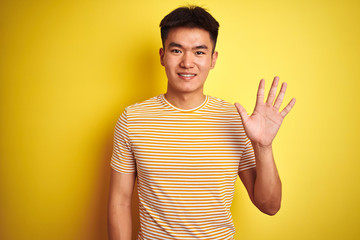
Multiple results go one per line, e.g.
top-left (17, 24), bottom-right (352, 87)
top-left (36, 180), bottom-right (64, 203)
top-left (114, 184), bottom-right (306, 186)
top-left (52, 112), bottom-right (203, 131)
top-left (168, 42), bottom-right (209, 50)
top-left (194, 45), bottom-right (208, 50)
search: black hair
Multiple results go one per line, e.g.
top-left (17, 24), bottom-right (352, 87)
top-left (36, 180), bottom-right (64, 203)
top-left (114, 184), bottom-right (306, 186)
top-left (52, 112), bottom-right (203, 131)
top-left (160, 6), bottom-right (220, 52)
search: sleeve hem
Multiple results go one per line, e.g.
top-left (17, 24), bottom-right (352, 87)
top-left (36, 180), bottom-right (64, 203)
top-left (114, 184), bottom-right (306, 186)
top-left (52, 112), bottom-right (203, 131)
top-left (110, 162), bottom-right (137, 174)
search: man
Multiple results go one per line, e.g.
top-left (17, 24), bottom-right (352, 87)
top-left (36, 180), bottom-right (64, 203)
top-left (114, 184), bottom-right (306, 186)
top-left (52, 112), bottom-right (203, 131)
top-left (108, 6), bottom-right (296, 240)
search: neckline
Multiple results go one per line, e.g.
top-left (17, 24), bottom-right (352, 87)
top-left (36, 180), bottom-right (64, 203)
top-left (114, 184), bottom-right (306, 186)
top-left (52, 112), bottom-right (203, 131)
top-left (160, 94), bottom-right (209, 112)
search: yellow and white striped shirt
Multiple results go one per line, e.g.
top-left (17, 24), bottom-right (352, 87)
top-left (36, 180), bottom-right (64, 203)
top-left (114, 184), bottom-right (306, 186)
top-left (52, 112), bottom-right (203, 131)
top-left (111, 94), bottom-right (256, 240)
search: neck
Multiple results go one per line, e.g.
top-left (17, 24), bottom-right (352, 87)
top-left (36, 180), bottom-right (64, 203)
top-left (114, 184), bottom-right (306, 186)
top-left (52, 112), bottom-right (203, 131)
top-left (164, 91), bottom-right (206, 110)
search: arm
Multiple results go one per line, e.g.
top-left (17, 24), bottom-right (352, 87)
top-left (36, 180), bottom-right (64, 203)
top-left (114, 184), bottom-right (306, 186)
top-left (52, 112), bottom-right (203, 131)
top-left (235, 76), bottom-right (295, 215)
top-left (238, 146), bottom-right (281, 215)
top-left (108, 169), bottom-right (136, 240)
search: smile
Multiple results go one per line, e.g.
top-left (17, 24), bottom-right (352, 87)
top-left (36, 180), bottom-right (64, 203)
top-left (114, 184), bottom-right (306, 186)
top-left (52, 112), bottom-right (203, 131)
top-left (178, 73), bottom-right (197, 77)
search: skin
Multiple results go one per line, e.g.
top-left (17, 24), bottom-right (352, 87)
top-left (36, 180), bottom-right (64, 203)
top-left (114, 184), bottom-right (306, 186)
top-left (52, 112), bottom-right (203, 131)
top-left (235, 77), bottom-right (296, 215)
top-left (159, 27), bottom-right (218, 110)
top-left (108, 26), bottom-right (296, 239)
top-left (108, 171), bottom-right (136, 240)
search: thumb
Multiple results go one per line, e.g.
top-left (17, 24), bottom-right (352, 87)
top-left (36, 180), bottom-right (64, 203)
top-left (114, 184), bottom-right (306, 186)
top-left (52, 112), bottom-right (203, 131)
top-left (234, 103), bottom-right (249, 124)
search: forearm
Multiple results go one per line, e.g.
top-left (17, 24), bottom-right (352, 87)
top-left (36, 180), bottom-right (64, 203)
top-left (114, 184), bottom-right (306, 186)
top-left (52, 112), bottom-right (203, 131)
top-left (108, 202), bottom-right (133, 240)
top-left (252, 143), bottom-right (282, 215)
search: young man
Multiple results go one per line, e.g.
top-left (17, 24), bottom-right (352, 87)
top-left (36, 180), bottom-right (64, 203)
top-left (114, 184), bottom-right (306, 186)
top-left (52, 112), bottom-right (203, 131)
top-left (108, 6), bottom-right (296, 240)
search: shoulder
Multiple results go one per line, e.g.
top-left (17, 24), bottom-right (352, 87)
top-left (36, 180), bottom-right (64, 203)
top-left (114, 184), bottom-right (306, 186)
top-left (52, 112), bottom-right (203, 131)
top-left (125, 95), bottom-right (162, 112)
top-left (114, 95), bottom-right (162, 128)
top-left (206, 96), bottom-right (239, 115)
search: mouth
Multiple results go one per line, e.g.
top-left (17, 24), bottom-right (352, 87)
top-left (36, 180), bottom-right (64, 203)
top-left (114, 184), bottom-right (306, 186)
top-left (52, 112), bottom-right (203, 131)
top-left (178, 73), bottom-right (197, 79)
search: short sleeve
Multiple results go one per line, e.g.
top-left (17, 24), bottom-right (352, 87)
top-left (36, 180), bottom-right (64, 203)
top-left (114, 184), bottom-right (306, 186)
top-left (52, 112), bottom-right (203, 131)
top-left (110, 109), bottom-right (136, 173)
top-left (238, 138), bottom-right (256, 172)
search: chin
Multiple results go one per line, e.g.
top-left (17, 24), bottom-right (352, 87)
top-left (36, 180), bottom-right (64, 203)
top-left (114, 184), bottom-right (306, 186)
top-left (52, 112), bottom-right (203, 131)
top-left (169, 82), bottom-right (204, 95)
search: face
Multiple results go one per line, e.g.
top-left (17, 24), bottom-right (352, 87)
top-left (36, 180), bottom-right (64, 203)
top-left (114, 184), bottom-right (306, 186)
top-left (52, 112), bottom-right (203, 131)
top-left (159, 27), bottom-right (218, 96)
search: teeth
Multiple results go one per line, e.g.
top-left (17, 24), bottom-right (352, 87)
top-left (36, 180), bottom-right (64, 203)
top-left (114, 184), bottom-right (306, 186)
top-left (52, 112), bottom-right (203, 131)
top-left (179, 74), bottom-right (195, 77)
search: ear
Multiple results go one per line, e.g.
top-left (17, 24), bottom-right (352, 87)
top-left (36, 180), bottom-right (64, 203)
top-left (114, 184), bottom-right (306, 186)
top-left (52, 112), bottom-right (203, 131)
top-left (159, 48), bottom-right (165, 66)
top-left (210, 51), bottom-right (218, 69)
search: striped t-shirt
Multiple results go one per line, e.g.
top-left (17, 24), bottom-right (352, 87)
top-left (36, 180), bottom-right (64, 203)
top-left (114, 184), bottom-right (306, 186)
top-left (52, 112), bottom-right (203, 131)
top-left (111, 94), bottom-right (256, 240)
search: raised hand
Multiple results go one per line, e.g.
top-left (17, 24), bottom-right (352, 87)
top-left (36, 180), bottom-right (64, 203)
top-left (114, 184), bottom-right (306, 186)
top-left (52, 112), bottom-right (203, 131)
top-left (235, 76), bottom-right (296, 147)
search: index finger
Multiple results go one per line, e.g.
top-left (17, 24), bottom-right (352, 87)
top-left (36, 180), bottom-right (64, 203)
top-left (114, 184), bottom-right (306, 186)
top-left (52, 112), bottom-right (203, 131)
top-left (256, 79), bottom-right (265, 105)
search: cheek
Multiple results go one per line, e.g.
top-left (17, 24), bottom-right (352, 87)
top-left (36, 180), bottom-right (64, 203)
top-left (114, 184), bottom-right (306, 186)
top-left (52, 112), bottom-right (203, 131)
top-left (197, 59), bottom-right (213, 71)
top-left (164, 58), bottom-right (178, 70)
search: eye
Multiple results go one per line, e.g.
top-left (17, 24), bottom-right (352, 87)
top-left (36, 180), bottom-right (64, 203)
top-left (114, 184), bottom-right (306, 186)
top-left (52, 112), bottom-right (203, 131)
top-left (171, 49), bottom-right (182, 54)
top-left (195, 51), bottom-right (205, 55)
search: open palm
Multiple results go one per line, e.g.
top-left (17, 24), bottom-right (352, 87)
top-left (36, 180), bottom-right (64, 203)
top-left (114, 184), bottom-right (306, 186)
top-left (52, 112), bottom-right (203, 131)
top-left (235, 77), bottom-right (296, 147)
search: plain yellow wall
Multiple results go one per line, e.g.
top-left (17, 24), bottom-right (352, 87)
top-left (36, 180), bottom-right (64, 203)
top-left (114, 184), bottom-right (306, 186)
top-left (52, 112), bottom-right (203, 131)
top-left (1, 0), bottom-right (359, 239)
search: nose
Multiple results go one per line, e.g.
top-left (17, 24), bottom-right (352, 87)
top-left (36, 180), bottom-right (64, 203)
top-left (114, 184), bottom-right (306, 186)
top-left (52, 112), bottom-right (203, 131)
top-left (180, 52), bottom-right (194, 69)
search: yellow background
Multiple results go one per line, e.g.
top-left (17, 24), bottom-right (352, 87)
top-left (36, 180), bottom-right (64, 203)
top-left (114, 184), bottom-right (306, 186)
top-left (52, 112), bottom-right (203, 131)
top-left (1, 0), bottom-right (359, 239)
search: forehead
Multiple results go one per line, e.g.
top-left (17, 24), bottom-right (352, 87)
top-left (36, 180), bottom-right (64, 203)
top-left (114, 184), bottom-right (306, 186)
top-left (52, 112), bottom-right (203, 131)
top-left (165, 27), bottom-right (213, 49)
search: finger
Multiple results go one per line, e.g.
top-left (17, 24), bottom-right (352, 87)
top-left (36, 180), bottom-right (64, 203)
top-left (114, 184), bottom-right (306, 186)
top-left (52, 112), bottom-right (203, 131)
top-left (280, 98), bottom-right (296, 118)
top-left (266, 76), bottom-right (279, 105)
top-left (256, 79), bottom-right (265, 105)
top-left (273, 82), bottom-right (287, 110)
top-left (234, 103), bottom-right (249, 124)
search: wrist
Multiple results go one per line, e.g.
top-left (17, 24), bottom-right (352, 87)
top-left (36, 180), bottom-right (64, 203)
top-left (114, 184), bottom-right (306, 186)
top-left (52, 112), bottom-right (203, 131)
top-left (251, 142), bottom-right (275, 165)
top-left (251, 141), bottom-right (273, 151)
